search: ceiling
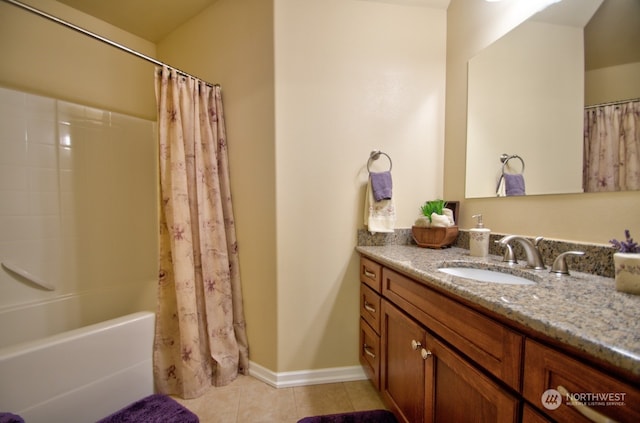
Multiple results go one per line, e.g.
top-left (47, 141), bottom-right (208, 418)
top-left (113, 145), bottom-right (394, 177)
top-left (54, 0), bottom-right (447, 42)
top-left (56, 0), bottom-right (638, 71)
top-left (56, 0), bottom-right (220, 42)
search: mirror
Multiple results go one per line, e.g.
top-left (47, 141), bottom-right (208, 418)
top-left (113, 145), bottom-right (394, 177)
top-left (465, 0), bottom-right (640, 198)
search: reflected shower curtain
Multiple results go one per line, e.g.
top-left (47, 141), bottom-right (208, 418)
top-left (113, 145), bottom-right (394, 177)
top-left (153, 67), bottom-right (249, 399)
top-left (583, 100), bottom-right (640, 192)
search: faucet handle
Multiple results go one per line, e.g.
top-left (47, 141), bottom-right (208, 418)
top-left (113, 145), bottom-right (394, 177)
top-left (550, 251), bottom-right (585, 275)
top-left (495, 240), bottom-right (517, 264)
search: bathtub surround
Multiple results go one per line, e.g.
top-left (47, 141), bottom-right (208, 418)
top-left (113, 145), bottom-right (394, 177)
top-left (0, 86), bottom-right (157, 346)
top-left (154, 67), bottom-right (249, 399)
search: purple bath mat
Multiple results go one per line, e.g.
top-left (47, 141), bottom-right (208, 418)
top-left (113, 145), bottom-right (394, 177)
top-left (297, 409), bottom-right (397, 423)
top-left (96, 394), bottom-right (199, 423)
top-left (0, 413), bottom-right (24, 423)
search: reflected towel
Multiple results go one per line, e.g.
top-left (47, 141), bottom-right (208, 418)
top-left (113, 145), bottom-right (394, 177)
top-left (370, 171), bottom-right (392, 201)
top-left (364, 178), bottom-right (396, 233)
top-left (504, 173), bottom-right (525, 196)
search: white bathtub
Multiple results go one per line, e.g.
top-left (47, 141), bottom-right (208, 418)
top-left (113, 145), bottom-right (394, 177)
top-left (0, 311), bottom-right (155, 423)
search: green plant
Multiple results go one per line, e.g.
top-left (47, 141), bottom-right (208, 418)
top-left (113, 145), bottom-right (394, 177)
top-left (420, 199), bottom-right (447, 222)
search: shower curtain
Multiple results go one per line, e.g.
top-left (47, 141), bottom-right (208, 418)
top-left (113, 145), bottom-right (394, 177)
top-left (583, 99), bottom-right (640, 192)
top-left (153, 66), bottom-right (249, 399)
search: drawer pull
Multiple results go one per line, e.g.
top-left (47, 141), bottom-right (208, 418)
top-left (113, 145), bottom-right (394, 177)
top-left (363, 344), bottom-right (376, 359)
top-left (421, 349), bottom-right (432, 360)
top-left (363, 301), bottom-right (376, 313)
top-left (411, 339), bottom-right (422, 350)
top-left (364, 269), bottom-right (377, 279)
top-left (557, 386), bottom-right (618, 423)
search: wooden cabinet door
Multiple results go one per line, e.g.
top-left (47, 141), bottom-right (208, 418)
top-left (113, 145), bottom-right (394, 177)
top-left (381, 300), bottom-right (427, 423)
top-left (424, 332), bottom-right (520, 423)
top-left (523, 339), bottom-right (640, 423)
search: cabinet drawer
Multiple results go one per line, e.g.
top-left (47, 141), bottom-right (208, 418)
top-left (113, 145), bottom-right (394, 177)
top-left (382, 267), bottom-right (523, 391)
top-left (523, 339), bottom-right (640, 423)
top-left (360, 257), bottom-right (382, 292)
top-left (359, 318), bottom-right (380, 389)
top-left (360, 283), bottom-right (381, 334)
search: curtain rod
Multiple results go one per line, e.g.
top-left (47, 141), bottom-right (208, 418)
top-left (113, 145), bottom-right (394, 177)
top-left (585, 97), bottom-right (640, 109)
top-left (2, 0), bottom-right (218, 88)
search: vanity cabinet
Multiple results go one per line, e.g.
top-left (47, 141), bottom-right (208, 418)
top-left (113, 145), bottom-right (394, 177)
top-left (359, 255), bottom-right (640, 423)
top-left (381, 299), bottom-right (519, 423)
top-left (381, 266), bottom-right (523, 392)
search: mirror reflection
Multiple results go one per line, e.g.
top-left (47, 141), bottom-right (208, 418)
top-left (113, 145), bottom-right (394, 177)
top-left (465, 0), bottom-right (640, 198)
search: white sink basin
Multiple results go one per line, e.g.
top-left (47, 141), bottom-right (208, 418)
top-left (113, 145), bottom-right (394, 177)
top-left (438, 267), bottom-right (535, 285)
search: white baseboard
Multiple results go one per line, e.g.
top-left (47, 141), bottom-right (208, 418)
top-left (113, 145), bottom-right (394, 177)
top-left (248, 361), bottom-right (368, 389)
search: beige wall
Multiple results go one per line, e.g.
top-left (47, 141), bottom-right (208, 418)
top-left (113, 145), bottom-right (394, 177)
top-left (445, 0), bottom-right (640, 244)
top-left (274, 0), bottom-right (446, 372)
top-left (156, 0), bottom-right (279, 370)
top-left (0, 0), bottom-right (157, 119)
top-left (586, 62), bottom-right (640, 105)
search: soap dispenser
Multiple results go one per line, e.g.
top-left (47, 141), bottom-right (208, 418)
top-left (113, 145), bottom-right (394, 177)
top-left (469, 214), bottom-right (490, 258)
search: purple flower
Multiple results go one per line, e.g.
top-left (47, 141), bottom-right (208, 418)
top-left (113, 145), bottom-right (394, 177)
top-left (610, 230), bottom-right (639, 253)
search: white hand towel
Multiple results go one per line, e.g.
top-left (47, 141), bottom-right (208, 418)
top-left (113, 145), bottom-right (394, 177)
top-left (430, 213), bottom-right (452, 228)
top-left (364, 178), bottom-right (396, 233)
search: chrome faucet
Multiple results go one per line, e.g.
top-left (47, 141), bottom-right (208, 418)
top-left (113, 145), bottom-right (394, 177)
top-left (498, 235), bottom-right (546, 270)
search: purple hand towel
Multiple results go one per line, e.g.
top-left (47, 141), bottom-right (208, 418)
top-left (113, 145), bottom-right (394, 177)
top-left (370, 171), bottom-right (392, 201)
top-left (504, 173), bottom-right (525, 196)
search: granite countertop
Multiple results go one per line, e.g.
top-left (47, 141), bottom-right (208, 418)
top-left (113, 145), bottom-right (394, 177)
top-left (356, 245), bottom-right (640, 378)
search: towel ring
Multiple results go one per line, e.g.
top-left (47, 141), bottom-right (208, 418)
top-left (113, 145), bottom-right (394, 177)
top-left (500, 153), bottom-right (525, 174)
top-left (367, 150), bottom-right (392, 173)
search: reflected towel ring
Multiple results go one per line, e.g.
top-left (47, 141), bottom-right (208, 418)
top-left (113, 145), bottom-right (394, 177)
top-left (367, 150), bottom-right (392, 173)
top-left (500, 153), bottom-right (525, 174)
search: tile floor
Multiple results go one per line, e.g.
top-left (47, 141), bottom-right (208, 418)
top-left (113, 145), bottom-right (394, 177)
top-left (172, 375), bottom-right (388, 423)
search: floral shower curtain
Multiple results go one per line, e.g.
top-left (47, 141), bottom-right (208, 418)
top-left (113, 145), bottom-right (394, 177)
top-left (583, 99), bottom-right (640, 192)
top-left (153, 66), bottom-right (249, 399)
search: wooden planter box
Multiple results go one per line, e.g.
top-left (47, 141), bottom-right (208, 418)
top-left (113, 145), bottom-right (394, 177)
top-left (412, 226), bottom-right (459, 249)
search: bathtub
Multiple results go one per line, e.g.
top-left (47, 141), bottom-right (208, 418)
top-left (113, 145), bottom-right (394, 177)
top-left (0, 311), bottom-right (155, 423)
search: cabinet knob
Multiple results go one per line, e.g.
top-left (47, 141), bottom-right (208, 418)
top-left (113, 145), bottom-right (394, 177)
top-left (363, 344), bottom-right (376, 359)
top-left (363, 301), bottom-right (376, 313)
top-left (411, 339), bottom-right (422, 350)
top-left (421, 349), bottom-right (432, 360)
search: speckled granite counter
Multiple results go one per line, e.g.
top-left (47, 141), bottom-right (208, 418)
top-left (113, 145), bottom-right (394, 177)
top-left (356, 245), bottom-right (640, 378)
